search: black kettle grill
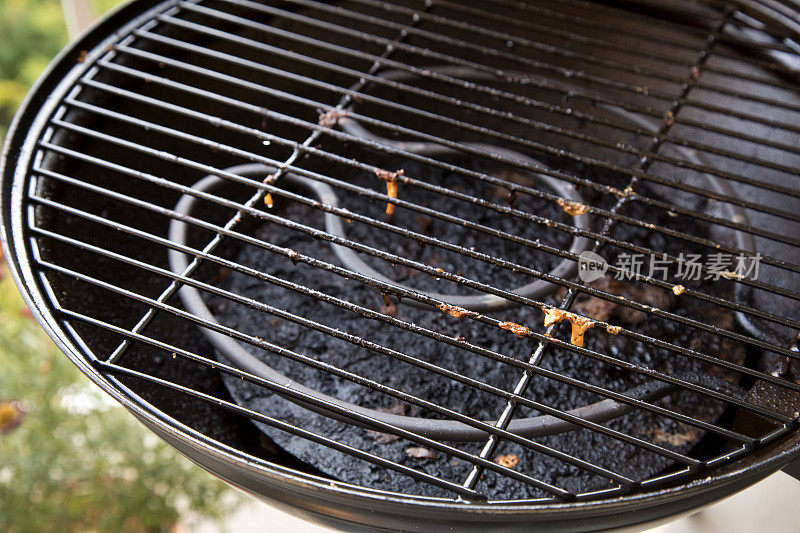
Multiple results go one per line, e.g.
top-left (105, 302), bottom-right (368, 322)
top-left (3, 0), bottom-right (800, 530)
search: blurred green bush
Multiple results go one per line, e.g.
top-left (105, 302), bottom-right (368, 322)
top-left (0, 0), bottom-right (67, 139)
top-left (0, 1), bottom-right (239, 531)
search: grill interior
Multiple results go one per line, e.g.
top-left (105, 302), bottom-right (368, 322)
top-left (17, 0), bottom-right (800, 503)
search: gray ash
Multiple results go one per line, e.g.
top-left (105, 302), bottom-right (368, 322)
top-left (205, 162), bottom-right (750, 499)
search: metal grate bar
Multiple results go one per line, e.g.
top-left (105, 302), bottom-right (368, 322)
top-left (27, 175), bottom-right (758, 444)
top-left (86, 62), bottom-right (800, 281)
top-left (10, 0), bottom-right (800, 505)
top-left (58, 94), bottom-right (800, 338)
top-left (712, 47), bottom-right (800, 81)
top-left (34, 222), bottom-right (697, 481)
top-left (36, 135), bottom-right (800, 422)
top-left (188, 0), bottom-right (800, 150)
top-left (437, 0), bottom-right (797, 55)
top-left (153, 14), bottom-right (800, 198)
top-left (89, 362), bottom-right (488, 499)
top-left (344, 0), bottom-right (792, 86)
top-left (178, 2), bottom-right (800, 162)
top-left (75, 59), bottom-right (800, 282)
top-left (462, 12), bottom-right (738, 490)
top-left (176, 0), bottom-right (800, 164)
top-left (102, 42), bottom-right (800, 254)
top-left (206, 0), bottom-right (800, 130)
top-left (91, 84), bottom-right (798, 326)
top-left (104, 136), bottom-right (303, 364)
top-left (37, 253), bottom-right (639, 495)
top-left (476, 0), bottom-right (778, 47)
top-left (45, 112), bottom-right (800, 370)
top-left (39, 123), bottom-right (800, 375)
top-left (117, 26), bottom-right (800, 230)
top-left (515, 1), bottom-right (800, 87)
top-left (47, 2), bottom-right (180, 364)
top-left (270, 0), bottom-right (800, 117)
top-left (352, 0), bottom-right (693, 67)
top-left (100, 0), bottom-right (422, 364)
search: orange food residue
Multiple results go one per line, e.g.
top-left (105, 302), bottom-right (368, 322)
top-left (499, 321), bottom-right (530, 338)
top-left (494, 453), bottom-right (519, 469)
top-left (543, 307), bottom-right (567, 328)
top-left (264, 193), bottom-right (274, 208)
top-left (375, 168), bottom-right (405, 216)
top-left (541, 308), bottom-right (596, 347)
top-left (672, 284), bottom-right (685, 295)
top-left (556, 198), bottom-right (590, 216)
top-left (568, 314), bottom-right (594, 347)
top-left (606, 325), bottom-right (622, 335)
top-left (385, 180), bottom-right (398, 216)
top-left (437, 304), bottom-right (471, 318)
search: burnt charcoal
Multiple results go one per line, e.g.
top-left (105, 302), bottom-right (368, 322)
top-left (205, 165), bottom-right (749, 499)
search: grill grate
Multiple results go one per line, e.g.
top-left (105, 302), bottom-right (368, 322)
top-left (8, 0), bottom-right (800, 503)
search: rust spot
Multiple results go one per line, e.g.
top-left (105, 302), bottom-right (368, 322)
top-left (286, 249), bottom-right (300, 266)
top-left (494, 453), bottom-right (519, 469)
top-left (672, 284), bottom-right (685, 295)
top-left (556, 198), bottom-right (589, 216)
top-left (76, 50), bottom-right (88, 63)
top-left (690, 66), bottom-right (702, 80)
top-left (499, 321), bottom-right (530, 337)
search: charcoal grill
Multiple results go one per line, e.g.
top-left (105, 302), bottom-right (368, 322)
top-left (3, 0), bottom-right (800, 530)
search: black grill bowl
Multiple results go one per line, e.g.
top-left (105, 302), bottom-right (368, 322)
top-left (3, 0), bottom-right (800, 530)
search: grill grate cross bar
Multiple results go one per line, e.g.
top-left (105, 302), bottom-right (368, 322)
top-left (461, 8), bottom-right (734, 493)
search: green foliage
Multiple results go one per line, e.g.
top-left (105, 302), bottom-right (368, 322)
top-left (0, 1), bottom-right (240, 529)
top-left (91, 0), bottom-right (128, 19)
top-left (0, 258), bottom-right (237, 533)
top-left (0, 0), bottom-right (68, 139)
